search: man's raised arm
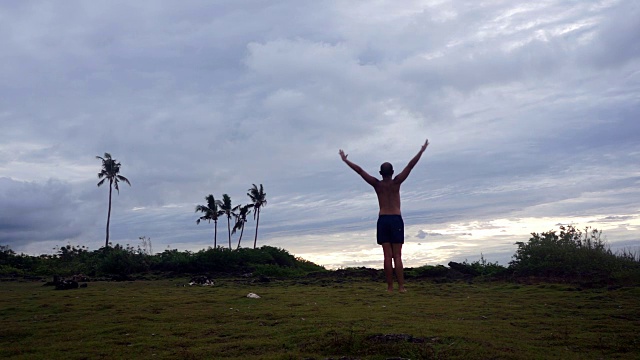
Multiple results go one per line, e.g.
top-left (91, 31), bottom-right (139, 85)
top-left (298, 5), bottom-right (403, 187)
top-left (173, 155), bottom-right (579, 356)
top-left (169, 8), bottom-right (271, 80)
top-left (339, 149), bottom-right (378, 186)
top-left (394, 139), bottom-right (429, 184)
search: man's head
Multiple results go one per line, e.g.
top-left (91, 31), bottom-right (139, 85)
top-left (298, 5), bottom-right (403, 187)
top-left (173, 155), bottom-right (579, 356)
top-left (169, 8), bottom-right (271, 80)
top-left (380, 162), bottom-right (394, 177)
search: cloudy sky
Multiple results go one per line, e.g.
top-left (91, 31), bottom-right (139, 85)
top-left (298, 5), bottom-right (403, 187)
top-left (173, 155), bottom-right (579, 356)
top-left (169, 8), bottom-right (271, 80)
top-left (1, 0), bottom-right (639, 269)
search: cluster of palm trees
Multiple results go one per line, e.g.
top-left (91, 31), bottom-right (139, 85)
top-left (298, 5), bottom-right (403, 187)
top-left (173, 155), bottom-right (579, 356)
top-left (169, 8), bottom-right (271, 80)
top-left (195, 184), bottom-right (267, 250)
top-left (96, 152), bottom-right (267, 250)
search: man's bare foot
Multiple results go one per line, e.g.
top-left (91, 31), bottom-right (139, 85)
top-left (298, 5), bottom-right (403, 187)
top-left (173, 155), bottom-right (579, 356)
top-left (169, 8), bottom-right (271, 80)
top-left (387, 288), bottom-right (394, 293)
top-left (398, 287), bottom-right (407, 293)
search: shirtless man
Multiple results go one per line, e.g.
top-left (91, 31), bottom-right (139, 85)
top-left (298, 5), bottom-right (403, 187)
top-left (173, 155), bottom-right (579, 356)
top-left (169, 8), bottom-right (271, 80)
top-left (339, 139), bottom-right (429, 292)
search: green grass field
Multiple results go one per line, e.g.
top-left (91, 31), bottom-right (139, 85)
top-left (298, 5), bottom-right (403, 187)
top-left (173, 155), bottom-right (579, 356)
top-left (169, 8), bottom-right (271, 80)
top-left (1, 277), bottom-right (639, 359)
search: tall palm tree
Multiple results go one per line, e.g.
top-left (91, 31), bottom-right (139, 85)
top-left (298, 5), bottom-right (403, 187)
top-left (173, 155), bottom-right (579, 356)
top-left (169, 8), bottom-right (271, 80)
top-left (220, 194), bottom-right (234, 249)
top-left (232, 204), bottom-right (253, 249)
top-left (96, 153), bottom-right (131, 248)
top-left (247, 184), bottom-right (267, 249)
top-left (195, 194), bottom-right (224, 248)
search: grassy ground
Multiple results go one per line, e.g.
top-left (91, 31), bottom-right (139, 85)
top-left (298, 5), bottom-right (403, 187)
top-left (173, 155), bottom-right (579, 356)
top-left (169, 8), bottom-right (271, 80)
top-left (1, 276), bottom-right (639, 359)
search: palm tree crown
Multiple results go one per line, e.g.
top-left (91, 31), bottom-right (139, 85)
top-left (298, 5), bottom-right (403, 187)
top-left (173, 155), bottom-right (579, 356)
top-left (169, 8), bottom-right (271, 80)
top-left (97, 153), bottom-right (131, 193)
top-left (96, 152), bottom-right (131, 248)
top-left (232, 204), bottom-right (253, 249)
top-left (195, 194), bottom-right (224, 248)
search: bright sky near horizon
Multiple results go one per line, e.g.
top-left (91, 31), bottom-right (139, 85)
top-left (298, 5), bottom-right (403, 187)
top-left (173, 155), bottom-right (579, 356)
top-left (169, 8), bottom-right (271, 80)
top-left (1, 0), bottom-right (639, 269)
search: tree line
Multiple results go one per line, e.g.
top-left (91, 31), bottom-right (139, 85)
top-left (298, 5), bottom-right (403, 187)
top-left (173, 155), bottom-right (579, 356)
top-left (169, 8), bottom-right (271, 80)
top-left (0, 244), bottom-right (323, 279)
top-left (1, 225), bottom-right (637, 284)
top-left (96, 152), bottom-right (266, 251)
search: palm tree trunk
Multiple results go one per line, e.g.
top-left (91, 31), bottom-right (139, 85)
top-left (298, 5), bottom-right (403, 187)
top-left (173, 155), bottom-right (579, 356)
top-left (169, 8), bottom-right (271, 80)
top-left (105, 180), bottom-right (113, 248)
top-left (253, 209), bottom-right (260, 249)
top-left (213, 220), bottom-right (218, 249)
top-left (227, 216), bottom-right (232, 249)
top-left (237, 224), bottom-right (245, 249)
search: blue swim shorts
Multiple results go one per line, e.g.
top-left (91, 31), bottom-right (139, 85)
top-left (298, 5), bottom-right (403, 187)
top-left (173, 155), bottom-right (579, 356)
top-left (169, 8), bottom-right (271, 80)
top-left (376, 215), bottom-right (404, 245)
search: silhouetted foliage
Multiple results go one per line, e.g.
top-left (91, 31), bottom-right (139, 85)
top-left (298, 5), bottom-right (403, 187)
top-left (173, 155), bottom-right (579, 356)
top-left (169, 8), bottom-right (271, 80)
top-left (0, 244), bottom-right (324, 278)
top-left (195, 185), bottom-right (266, 251)
top-left (195, 194), bottom-right (224, 248)
top-left (232, 204), bottom-right (253, 249)
top-left (407, 265), bottom-right (450, 278)
top-left (2, 225), bottom-right (637, 285)
top-left (462, 254), bottom-right (510, 278)
top-left (509, 225), bottom-right (640, 283)
top-left (99, 244), bottom-right (151, 276)
top-left (157, 249), bottom-right (195, 273)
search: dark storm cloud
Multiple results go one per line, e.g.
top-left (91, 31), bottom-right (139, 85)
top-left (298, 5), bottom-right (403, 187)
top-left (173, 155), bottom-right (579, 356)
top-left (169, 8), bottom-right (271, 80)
top-left (0, 177), bottom-right (100, 247)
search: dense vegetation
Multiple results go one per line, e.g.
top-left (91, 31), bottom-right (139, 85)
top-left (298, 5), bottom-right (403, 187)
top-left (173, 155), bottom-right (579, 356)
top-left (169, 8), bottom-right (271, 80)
top-left (510, 225), bottom-right (639, 284)
top-left (1, 225), bottom-right (638, 285)
top-left (0, 244), bottom-right (323, 279)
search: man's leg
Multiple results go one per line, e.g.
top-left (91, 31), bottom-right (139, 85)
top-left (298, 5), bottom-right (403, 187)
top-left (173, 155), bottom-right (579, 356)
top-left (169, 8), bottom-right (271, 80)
top-left (391, 243), bottom-right (406, 292)
top-left (381, 243), bottom-right (394, 292)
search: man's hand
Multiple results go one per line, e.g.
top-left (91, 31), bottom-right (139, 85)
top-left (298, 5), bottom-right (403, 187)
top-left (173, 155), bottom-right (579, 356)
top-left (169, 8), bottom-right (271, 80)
top-left (421, 139), bottom-right (429, 152)
top-left (339, 149), bottom-right (348, 162)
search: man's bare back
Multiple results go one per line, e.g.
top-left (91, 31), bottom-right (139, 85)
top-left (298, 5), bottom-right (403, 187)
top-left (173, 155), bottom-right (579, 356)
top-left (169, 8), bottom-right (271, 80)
top-left (374, 178), bottom-right (402, 215)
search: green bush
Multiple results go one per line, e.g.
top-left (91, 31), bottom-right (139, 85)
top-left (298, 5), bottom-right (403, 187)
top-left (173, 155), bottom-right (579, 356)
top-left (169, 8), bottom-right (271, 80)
top-left (234, 247), bottom-right (275, 269)
top-left (260, 246), bottom-right (297, 267)
top-left (295, 256), bottom-right (326, 273)
top-left (0, 264), bottom-right (23, 276)
top-left (154, 245), bottom-right (324, 276)
top-left (252, 264), bottom-right (305, 278)
top-left (155, 249), bottom-right (194, 273)
top-left (509, 225), bottom-right (640, 282)
top-left (98, 244), bottom-right (151, 276)
top-left (0, 245), bottom-right (16, 264)
top-left (463, 254), bottom-right (510, 278)
top-left (410, 265), bottom-right (450, 277)
top-left (192, 247), bottom-right (241, 272)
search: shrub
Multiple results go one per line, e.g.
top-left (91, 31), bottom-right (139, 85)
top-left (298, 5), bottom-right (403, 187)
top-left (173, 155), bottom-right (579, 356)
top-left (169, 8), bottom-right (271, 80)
top-left (192, 247), bottom-right (241, 272)
top-left (155, 249), bottom-right (194, 273)
top-left (98, 244), bottom-right (150, 276)
top-left (463, 254), bottom-right (510, 278)
top-left (295, 256), bottom-right (326, 273)
top-left (235, 247), bottom-right (276, 268)
top-left (252, 264), bottom-right (305, 278)
top-left (0, 245), bottom-right (16, 263)
top-left (410, 265), bottom-right (450, 277)
top-left (0, 264), bottom-right (23, 276)
top-left (0, 242), bottom-right (325, 278)
top-left (509, 225), bottom-right (640, 282)
top-left (260, 246), bottom-right (297, 267)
